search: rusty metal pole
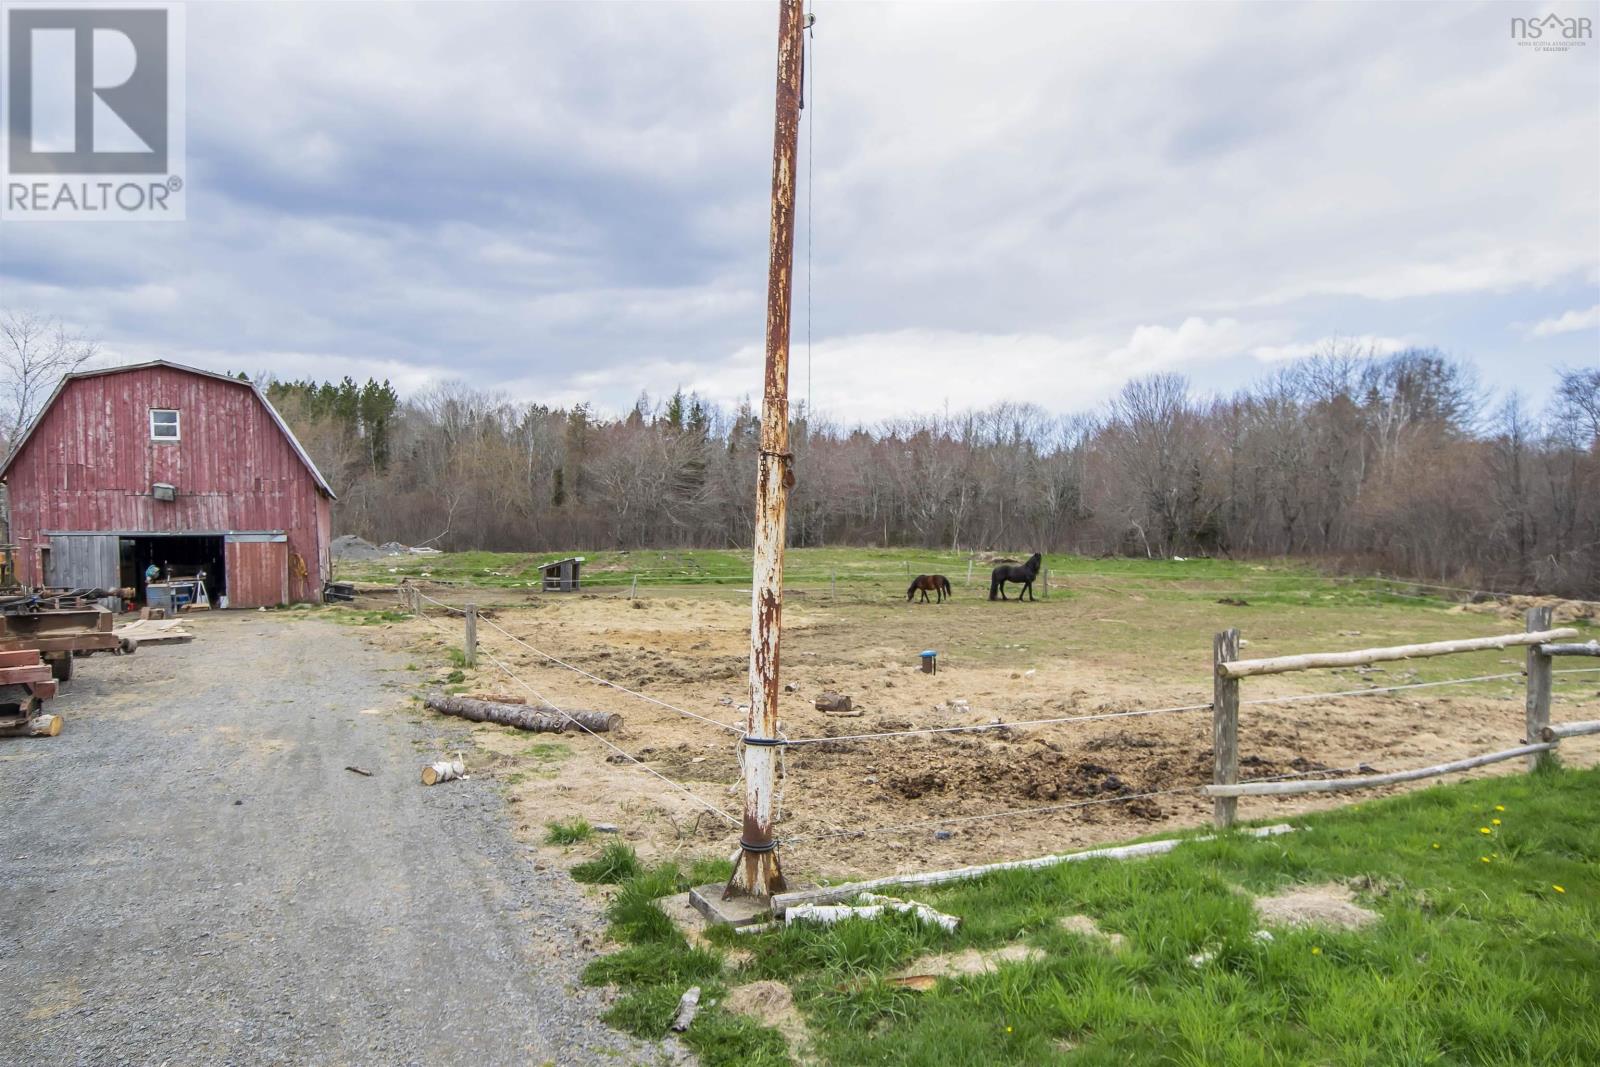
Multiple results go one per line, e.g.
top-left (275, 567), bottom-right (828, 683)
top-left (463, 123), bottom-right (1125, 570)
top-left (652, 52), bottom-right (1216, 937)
top-left (726, 0), bottom-right (805, 901)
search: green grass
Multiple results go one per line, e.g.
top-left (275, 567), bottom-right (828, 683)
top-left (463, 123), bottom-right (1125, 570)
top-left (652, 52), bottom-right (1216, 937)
top-left (571, 840), bottom-right (645, 884)
top-left (545, 817), bottom-right (594, 846)
top-left (339, 547), bottom-right (1404, 594)
top-left (585, 768), bottom-right (1600, 1065)
top-left (568, 850), bottom-right (789, 1065)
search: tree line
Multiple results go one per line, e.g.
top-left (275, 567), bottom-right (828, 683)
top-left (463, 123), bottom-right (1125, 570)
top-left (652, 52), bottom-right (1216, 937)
top-left (263, 346), bottom-right (1600, 598)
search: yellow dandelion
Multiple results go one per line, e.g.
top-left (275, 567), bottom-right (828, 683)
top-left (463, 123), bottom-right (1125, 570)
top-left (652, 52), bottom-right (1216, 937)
top-left (1553, 885), bottom-right (1566, 894)
top-left (1481, 856), bottom-right (1492, 863)
top-left (1479, 827), bottom-right (1492, 835)
top-left (1005, 1026), bottom-right (1013, 1033)
top-left (1492, 819), bottom-right (1501, 826)
top-left (1494, 805), bottom-right (1505, 812)
top-left (1431, 843), bottom-right (1441, 850)
top-left (1311, 946), bottom-right (1321, 955)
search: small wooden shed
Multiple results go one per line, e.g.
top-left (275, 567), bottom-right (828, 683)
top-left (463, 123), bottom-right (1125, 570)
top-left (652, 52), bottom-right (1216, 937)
top-left (539, 557), bottom-right (583, 592)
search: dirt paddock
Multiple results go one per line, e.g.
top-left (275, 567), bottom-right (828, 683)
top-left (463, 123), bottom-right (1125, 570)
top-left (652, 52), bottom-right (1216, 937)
top-left (366, 580), bottom-right (1600, 883)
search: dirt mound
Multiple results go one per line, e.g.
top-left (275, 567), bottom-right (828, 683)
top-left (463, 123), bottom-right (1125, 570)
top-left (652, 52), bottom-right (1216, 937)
top-left (1456, 596), bottom-right (1597, 625)
top-left (896, 943), bottom-right (1044, 979)
top-left (721, 981), bottom-right (810, 1056)
top-left (332, 535), bottom-right (385, 560)
top-left (842, 732), bottom-right (1306, 819)
top-left (1254, 882), bottom-right (1379, 930)
top-left (1057, 914), bottom-right (1127, 950)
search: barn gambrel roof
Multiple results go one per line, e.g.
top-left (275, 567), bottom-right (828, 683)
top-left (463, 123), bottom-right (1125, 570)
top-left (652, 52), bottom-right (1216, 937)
top-left (0, 360), bottom-right (336, 498)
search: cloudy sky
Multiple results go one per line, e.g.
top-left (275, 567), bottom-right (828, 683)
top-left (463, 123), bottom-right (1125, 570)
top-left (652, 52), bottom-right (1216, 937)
top-left (3, 1), bottom-right (1598, 426)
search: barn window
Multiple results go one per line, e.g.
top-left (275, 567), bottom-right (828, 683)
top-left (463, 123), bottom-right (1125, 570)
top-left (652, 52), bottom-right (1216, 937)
top-left (150, 409), bottom-right (180, 441)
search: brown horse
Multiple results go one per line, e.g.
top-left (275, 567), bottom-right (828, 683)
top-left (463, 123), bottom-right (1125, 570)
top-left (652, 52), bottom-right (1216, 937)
top-left (907, 574), bottom-right (953, 603)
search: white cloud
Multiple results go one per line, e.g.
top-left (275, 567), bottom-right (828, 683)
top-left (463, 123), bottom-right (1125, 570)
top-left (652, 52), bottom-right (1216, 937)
top-left (0, 2), bottom-right (1594, 417)
top-left (1529, 305), bottom-right (1600, 338)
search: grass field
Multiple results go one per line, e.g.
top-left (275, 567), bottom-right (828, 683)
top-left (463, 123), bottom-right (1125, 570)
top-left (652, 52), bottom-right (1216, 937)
top-left (335, 546), bottom-right (1598, 882)
top-left (333, 548), bottom-right (1600, 1062)
top-left (584, 767), bottom-right (1600, 1066)
top-left (338, 546), bottom-right (1454, 606)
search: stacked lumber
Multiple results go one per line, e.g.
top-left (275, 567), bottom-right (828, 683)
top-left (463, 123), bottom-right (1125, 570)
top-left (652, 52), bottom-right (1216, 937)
top-left (0, 648), bottom-right (61, 738)
top-left (113, 618), bottom-right (194, 646)
top-left (0, 648), bottom-right (54, 687)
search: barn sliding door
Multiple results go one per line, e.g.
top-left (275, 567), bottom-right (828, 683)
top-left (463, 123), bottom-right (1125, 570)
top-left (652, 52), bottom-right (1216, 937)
top-left (43, 534), bottom-right (120, 590)
top-left (224, 533), bottom-right (289, 608)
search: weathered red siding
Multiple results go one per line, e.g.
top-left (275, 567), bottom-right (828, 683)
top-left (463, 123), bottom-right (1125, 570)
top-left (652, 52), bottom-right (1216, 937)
top-left (225, 540), bottom-right (290, 608)
top-left (2, 364), bottom-right (332, 603)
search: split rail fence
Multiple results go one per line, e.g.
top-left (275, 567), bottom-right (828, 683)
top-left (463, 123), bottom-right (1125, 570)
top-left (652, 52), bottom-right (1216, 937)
top-left (397, 581), bottom-right (1600, 868)
top-left (1207, 606), bottom-right (1600, 827)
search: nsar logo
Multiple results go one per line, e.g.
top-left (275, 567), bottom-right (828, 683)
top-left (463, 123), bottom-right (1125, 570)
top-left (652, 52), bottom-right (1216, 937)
top-left (1511, 12), bottom-right (1592, 51)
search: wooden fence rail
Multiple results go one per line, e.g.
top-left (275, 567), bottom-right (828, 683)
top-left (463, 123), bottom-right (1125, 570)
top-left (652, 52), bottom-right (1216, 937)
top-left (1539, 640), bottom-right (1600, 657)
top-left (1205, 742), bottom-right (1557, 798)
top-left (1539, 720), bottom-right (1600, 742)
top-left (1219, 627), bottom-right (1577, 678)
top-left (1211, 609), bottom-right (1586, 827)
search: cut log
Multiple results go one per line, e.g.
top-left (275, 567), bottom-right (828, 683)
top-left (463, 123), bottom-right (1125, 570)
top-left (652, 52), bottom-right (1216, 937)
top-left (424, 693), bottom-right (621, 734)
top-left (1219, 627), bottom-right (1578, 678)
top-left (421, 755), bottom-right (465, 786)
top-left (0, 714), bottom-right (63, 738)
top-left (670, 986), bottom-right (701, 1032)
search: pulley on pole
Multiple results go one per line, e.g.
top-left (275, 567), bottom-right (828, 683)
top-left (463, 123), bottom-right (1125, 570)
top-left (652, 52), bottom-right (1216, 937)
top-left (726, 0), bottom-right (807, 901)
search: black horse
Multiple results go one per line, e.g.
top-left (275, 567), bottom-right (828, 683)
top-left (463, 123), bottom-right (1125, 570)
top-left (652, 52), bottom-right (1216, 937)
top-left (907, 574), bottom-right (953, 604)
top-left (989, 552), bottom-right (1042, 601)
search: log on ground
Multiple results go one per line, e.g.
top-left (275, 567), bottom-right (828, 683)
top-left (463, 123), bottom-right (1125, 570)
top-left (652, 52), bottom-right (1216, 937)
top-left (0, 714), bottom-right (63, 738)
top-left (421, 755), bottom-right (465, 786)
top-left (424, 693), bottom-right (621, 734)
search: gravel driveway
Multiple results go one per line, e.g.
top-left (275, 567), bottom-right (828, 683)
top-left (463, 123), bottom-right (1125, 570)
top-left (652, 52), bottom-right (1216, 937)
top-left (0, 612), bottom-right (649, 1066)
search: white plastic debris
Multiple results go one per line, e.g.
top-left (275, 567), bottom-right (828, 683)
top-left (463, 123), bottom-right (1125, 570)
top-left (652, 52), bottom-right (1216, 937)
top-left (786, 894), bottom-right (960, 934)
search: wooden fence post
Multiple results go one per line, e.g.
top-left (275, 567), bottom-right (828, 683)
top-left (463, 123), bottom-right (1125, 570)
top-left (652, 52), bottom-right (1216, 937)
top-left (830, 571), bottom-right (836, 599)
top-left (966, 559), bottom-right (974, 586)
top-left (629, 575), bottom-right (638, 599)
top-left (1042, 568), bottom-right (1050, 599)
top-left (1526, 606), bottom-right (1554, 771)
top-left (1213, 628), bottom-right (1241, 829)
top-left (464, 603), bottom-right (478, 668)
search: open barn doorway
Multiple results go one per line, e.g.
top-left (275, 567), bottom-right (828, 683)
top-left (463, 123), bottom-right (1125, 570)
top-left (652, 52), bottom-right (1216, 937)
top-left (120, 535), bottom-right (226, 607)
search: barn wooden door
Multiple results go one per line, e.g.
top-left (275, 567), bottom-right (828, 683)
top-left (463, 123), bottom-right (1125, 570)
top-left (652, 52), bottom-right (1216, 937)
top-left (224, 533), bottom-right (289, 608)
top-left (42, 534), bottom-right (120, 590)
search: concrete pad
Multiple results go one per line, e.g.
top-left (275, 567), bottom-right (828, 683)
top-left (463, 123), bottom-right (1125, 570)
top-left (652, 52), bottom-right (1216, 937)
top-left (688, 883), bottom-right (771, 928)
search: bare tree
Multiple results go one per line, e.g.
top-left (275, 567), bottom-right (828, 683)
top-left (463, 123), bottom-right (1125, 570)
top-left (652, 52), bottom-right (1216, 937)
top-left (0, 311), bottom-right (98, 448)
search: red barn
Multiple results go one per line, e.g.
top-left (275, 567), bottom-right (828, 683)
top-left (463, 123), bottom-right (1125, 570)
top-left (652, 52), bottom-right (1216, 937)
top-left (0, 361), bottom-right (335, 607)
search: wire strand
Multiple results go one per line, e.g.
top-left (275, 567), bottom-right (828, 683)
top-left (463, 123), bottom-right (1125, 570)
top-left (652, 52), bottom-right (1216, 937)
top-left (407, 595), bottom-right (739, 825)
top-left (1241, 672), bottom-right (1527, 705)
top-left (410, 591), bottom-right (743, 735)
top-left (783, 701), bottom-right (1215, 746)
top-left (476, 614), bottom-right (744, 734)
top-left (785, 785), bottom-right (1201, 844)
top-left (805, 5), bottom-right (814, 419)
